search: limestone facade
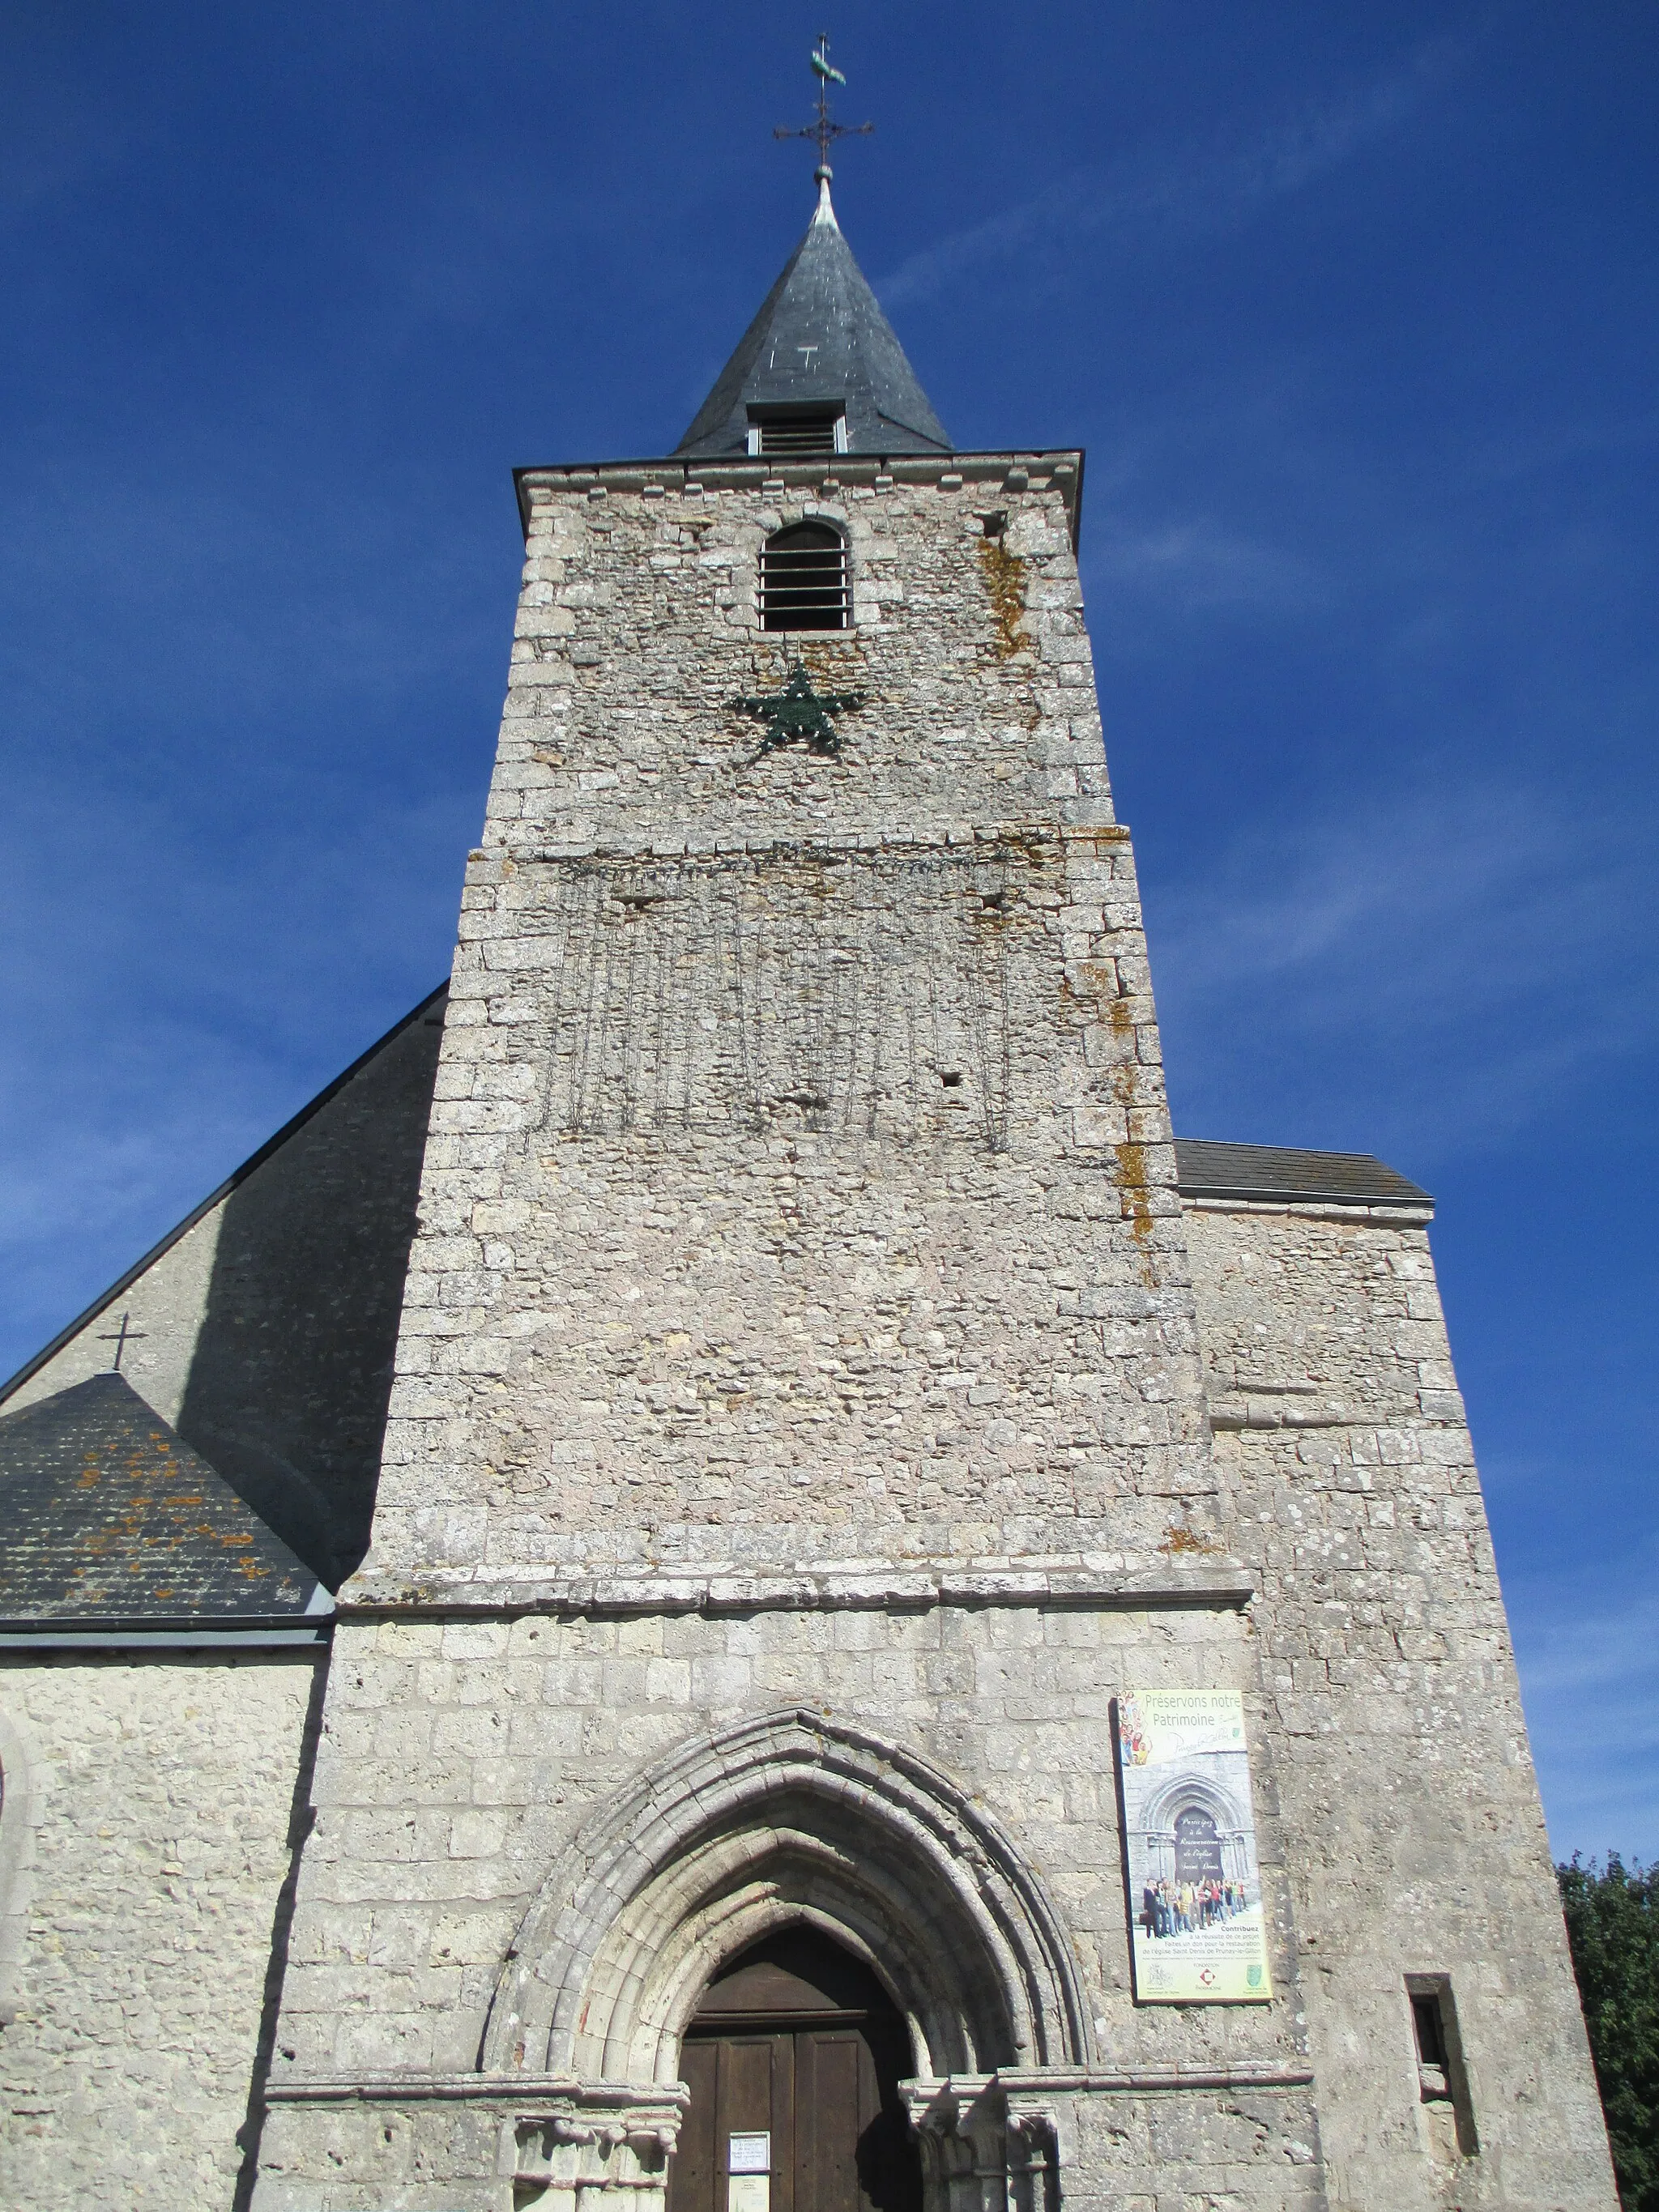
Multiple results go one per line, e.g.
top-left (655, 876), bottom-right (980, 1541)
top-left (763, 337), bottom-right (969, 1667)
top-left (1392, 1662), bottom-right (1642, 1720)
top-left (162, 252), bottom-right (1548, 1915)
top-left (363, 456), bottom-right (1205, 1600)
top-left (0, 162), bottom-right (1618, 2193)
top-left (232, 453), bottom-right (1614, 2212)
top-left (0, 1654), bottom-right (321, 2210)
top-left (1188, 1197), bottom-right (1614, 2212)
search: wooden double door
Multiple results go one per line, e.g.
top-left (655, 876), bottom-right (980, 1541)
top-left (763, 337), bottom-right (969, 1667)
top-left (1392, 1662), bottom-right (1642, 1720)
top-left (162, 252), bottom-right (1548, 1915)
top-left (667, 1932), bottom-right (923, 2212)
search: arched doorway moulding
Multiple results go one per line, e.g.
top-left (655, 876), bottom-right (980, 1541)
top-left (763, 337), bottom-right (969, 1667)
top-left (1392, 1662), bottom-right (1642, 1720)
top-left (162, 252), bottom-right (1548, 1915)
top-left (484, 1708), bottom-right (1092, 2089)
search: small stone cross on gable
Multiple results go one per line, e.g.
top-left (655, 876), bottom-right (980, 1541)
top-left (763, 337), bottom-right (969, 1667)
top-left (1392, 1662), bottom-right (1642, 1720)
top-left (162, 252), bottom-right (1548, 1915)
top-left (96, 1311), bottom-right (147, 1373)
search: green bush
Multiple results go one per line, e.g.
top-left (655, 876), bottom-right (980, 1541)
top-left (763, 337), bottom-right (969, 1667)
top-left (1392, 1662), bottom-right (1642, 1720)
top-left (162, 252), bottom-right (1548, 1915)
top-left (1559, 1855), bottom-right (1659, 2212)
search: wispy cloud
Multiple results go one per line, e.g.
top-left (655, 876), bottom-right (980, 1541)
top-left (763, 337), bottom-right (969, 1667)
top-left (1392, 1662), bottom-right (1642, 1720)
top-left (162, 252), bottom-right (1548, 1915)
top-left (1505, 1562), bottom-right (1659, 1861)
top-left (1094, 516), bottom-right (1330, 614)
top-left (876, 45), bottom-right (1458, 306)
top-left (1148, 779), bottom-right (1659, 1161)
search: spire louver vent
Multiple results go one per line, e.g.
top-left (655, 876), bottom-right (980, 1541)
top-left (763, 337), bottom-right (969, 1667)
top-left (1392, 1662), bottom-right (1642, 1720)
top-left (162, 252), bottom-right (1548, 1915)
top-left (753, 409), bottom-right (844, 458)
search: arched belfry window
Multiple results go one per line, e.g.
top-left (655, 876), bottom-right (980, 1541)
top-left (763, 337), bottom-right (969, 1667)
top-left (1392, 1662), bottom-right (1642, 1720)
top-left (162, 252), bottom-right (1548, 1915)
top-left (759, 522), bottom-right (850, 633)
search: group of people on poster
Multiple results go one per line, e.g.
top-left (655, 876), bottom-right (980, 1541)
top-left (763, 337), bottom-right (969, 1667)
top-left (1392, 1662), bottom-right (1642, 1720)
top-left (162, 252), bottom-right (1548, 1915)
top-left (1138, 1876), bottom-right (1250, 1940)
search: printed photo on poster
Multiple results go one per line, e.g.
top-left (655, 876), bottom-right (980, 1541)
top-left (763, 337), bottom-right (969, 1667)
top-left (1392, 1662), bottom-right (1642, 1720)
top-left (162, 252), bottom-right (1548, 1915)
top-left (1115, 1688), bottom-right (1273, 2003)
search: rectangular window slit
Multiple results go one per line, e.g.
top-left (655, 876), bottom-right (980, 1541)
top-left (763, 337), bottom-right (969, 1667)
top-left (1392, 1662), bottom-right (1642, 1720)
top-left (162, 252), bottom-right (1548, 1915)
top-left (1406, 1975), bottom-right (1478, 2159)
top-left (1412, 1993), bottom-right (1448, 2077)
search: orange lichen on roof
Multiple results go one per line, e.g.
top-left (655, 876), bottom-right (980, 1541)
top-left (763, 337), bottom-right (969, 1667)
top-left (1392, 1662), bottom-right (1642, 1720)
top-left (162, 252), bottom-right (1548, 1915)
top-left (2, 1371), bottom-right (318, 1619)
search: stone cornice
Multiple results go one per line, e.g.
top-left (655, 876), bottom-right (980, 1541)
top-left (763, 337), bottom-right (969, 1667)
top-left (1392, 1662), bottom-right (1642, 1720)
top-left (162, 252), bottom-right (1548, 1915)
top-left (264, 2061), bottom-right (1311, 2106)
top-left (468, 820), bottom-right (1133, 871)
top-left (265, 2073), bottom-right (678, 2104)
top-left (917, 2061), bottom-right (1316, 2097)
top-left (513, 448), bottom-right (1086, 551)
top-left (1182, 1195), bottom-right (1435, 1226)
top-left (335, 1561), bottom-right (1255, 1622)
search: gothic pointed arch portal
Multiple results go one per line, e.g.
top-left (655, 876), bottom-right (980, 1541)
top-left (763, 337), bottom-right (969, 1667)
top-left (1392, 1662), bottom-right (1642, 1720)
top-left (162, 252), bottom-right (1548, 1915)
top-left (486, 1709), bottom-right (1090, 2088)
top-left (485, 1711), bottom-right (1087, 2210)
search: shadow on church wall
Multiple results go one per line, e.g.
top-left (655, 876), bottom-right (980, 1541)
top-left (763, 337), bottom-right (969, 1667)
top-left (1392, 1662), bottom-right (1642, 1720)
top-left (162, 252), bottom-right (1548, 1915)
top-left (176, 993), bottom-right (446, 1588)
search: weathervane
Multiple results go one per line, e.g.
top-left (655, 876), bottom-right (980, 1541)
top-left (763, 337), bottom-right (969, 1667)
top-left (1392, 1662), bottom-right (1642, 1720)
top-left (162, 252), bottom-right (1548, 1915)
top-left (774, 34), bottom-right (872, 181)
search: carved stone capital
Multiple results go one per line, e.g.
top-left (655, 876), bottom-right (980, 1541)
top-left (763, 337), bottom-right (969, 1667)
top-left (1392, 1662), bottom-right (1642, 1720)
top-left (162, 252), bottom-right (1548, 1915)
top-left (902, 2078), bottom-right (1059, 2212)
top-left (498, 2081), bottom-right (689, 2206)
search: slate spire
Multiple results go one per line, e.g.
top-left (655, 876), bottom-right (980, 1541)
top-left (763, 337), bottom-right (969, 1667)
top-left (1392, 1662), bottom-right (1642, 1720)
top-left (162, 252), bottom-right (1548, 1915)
top-left (676, 179), bottom-right (951, 460)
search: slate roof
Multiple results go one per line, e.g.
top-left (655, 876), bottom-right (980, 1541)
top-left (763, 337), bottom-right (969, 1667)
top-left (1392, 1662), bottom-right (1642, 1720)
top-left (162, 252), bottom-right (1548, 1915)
top-left (0, 1372), bottom-right (321, 1624)
top-left (0, 985), bottom-right (449, 1593)
top-left (676, 184), bottom-right (951, 459)
top-left (1174, 1139), bottom-right (1432, 1208)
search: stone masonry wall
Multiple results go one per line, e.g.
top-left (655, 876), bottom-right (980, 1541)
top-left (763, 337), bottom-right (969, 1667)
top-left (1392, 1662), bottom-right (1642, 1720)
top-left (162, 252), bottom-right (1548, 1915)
top-left (0, 1652), bottom-right (320, 2211)
top-left (1183, 1198), bottom-right (1616, 2212)
top-left (493, 460), bottom-right (1105, 850)
top-left (358, 458), bottom-right (1217, 1600)
top-left (253, 442), bottom-right (1613, 2212)
top-left (255, 1599), bottom-right (1315, 2212)
top-left (258, 455), bottom-right (1327, 2208)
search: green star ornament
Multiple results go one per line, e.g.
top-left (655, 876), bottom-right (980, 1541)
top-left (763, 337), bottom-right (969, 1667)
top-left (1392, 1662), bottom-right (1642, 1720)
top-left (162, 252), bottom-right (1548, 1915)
top-left (730, 665), bottom-right (867, 761)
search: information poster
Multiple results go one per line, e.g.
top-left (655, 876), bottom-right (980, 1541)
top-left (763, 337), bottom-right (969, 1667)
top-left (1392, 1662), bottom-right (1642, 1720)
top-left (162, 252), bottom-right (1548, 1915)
top-left (727, 2134), bottom-right (770, 2212)
top-left (1115, 1688), bottom-right (1273, 2003)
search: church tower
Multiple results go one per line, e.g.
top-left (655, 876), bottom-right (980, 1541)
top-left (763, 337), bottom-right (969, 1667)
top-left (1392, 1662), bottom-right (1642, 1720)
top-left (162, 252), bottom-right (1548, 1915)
top-left (245, 112), bottom-right (1614, 2212)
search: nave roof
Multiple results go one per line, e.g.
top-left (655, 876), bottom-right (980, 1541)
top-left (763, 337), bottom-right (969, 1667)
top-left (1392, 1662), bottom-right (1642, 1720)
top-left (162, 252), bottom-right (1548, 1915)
top-left (0, 1371), bottom-right (322, 1628)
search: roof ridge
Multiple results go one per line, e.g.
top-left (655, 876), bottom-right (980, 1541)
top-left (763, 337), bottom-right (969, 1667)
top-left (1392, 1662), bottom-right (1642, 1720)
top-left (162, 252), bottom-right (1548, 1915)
top-left (0, 980), bottom-right (449, 1409)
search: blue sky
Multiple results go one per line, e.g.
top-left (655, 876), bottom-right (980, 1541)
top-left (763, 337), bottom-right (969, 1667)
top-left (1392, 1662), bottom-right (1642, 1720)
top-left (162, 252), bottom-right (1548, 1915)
top-left (2, 2), bottom-right (1654, 1860)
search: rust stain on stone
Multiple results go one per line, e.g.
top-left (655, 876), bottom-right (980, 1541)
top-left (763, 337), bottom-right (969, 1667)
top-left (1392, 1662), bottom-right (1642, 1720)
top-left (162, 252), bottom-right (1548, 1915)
top-left (1161, 1524), bottom-right (1222, 1556)
top-left (975, 536), bottom-right (1033, 660)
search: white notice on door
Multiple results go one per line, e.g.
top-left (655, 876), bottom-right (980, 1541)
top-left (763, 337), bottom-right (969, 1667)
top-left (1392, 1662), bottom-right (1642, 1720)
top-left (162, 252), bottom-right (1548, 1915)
top-left (729, 2131), bottom-right (771, 2212)
top-left (729, 2174), bottom-right (770, 2212)
top-left (729, 2134), bottom-right (770, 2175)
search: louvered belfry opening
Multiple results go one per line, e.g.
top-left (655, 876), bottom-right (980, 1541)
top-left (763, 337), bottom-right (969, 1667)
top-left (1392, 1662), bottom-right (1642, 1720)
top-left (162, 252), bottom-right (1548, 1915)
top-left (760, 522), bottom-right (850, 632)
top-left (757, 409), bottom-right (842, 458)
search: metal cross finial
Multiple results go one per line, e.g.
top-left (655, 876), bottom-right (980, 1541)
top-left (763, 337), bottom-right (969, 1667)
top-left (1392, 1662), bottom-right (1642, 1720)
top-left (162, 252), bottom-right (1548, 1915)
top-left (774, 34), bottom-right (873, 181)
top-left (96, 1311), bottom-right (147, 1373)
